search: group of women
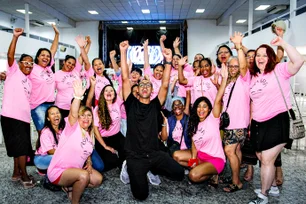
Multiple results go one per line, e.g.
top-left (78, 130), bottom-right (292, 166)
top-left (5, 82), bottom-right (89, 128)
top-left (0, 23), bottom-right (304, 204)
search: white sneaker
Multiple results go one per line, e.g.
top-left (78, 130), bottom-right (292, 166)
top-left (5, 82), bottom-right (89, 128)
top-left (120, 160), bottom-right (130, 184)
top-left (254, 186), bottom-right (280, 197)
top-left (249, 192), bottom-right (268, 204)
top-left (147, 171), bottom-right (161, 186)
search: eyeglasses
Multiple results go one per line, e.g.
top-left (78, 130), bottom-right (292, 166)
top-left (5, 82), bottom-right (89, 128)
top-left (20, 61), bottom-right (34, 67)
top-left (246, 55), bottom-right (255, 59)
top-left (218, 51), bottom-right (230, 55)
top-left (139, 83), bottom-right (152, 88)
top-left (79, 114), bottom-right (92, 119)
top-left (228, 65), bottom-right (239, 69)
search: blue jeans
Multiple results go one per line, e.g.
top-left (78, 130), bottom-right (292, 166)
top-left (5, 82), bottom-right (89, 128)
top-left (34, 155), bottom-right (53, 170)
top-left (31, 103), bottom-right (54, 131)
top-left (92, 149), bottom-right (104, 172)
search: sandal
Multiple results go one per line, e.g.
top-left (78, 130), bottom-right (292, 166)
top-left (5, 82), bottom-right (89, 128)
top-left (20, 178), bottom-right (36, 189)
top-left (208, 175), bottom-right (218, 189)
top-left (62, 187), bottom-right (73, 201)
top-left (11, 176), bottom-right (21, 182)
top-left (223, 184), bottom-right (243, 193)
top-left (219, 176), bottom-right (232, 184)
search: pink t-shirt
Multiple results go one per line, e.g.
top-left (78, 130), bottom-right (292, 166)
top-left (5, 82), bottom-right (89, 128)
top-left (167, 120), bottom-right (187, 150)
top-left (29, 59), bottom-right (55, 109)
top-left (250, 62), bottom-right (292, 122)
top-left (192, 114), bottom-right (225, 162)
top-left (186, 75), bottom-right (218, 105)
top-left (94, 75), bottom-right (111, 101)
top-left (222, 73), bottom-right (250, 129)
top-left (94, 98), bottom-right (123, 137)
top-left (47, 118), bottom-right (93, 182)
top-left (35, 127), bottom-right (61, 155)
top-left (144, 66), bottom-right (162, 100)
top-left (1, 60), bottom-right (32, 123)
top-left (171, 68), bottom-right (193, 98)
top-left (54, 60), bottom-right (82, 110)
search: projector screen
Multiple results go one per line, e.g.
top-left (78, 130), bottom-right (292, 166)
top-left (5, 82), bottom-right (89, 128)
top-left (127, 45), bottom-right (163, 66)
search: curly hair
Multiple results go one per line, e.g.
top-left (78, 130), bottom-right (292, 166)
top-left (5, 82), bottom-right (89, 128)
top-left (97, 85), bottom-right (117, 130)
top-left (187, 97), bottom-right (212, 138)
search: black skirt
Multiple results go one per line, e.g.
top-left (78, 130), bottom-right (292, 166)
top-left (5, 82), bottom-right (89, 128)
top-left (1, 116), bottom-right (33, 157)
top-left (250, 111), bottom-right (291, 152)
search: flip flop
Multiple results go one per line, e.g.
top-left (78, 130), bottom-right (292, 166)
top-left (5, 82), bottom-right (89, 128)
top-left (62, 187), bottom-right (73, 201)
top-left (11, 176), bottom-right (21, 182)
top-left (223, 184), bottom-right (243, 193)
top-left (20, 178), bottom-right (36, 189)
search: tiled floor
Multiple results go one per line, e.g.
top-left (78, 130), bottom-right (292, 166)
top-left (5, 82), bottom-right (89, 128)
top-left (0, 145), bottom-right (305, 204)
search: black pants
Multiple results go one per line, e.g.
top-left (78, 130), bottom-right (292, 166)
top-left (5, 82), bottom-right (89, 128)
top-left (126, 150), bottom-right (184, 200)
top-left (95, 132), bottom-right (126, 171)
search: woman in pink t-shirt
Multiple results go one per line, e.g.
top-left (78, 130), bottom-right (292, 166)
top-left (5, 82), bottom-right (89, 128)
top-left (248, 37), bottom-right (304, 203)
top-left (1, 28), bottom-right (35, 188)
top-left (30, 24), bottom-right (59, 135)
top-left (55, 35), bottom-right (91, 118)
top-left (181, 65), bottom-right (229, 183)
top-left (47, 80), bottom-right (102, 203)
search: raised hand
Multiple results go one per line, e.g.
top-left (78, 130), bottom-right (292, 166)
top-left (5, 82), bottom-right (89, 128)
top-left (13, 28), bottom-right (23, 37)
top-left (173, 37), bottom-right (181, 48)
top-left (120, 40), bottom-right (129, 51)
top-left (110, 50), bottom-right (116, 58)
top-left (89, 76), bottom-right (96, 86)
top-left (52, 24), bottom-right (59, 35)
top-left (162, 48), bottom-right (172, 61)
top-left (274, 26), bottom-right (284, 38)
top-left (85, 35), bottom-right (91, 44)
top-left (271, 36), bottom-right (284, 47)
top-left (178, 56), bottom-right (187, 66)
top-left (210, 71), bottom-right (220, 87)
top-left (160, 35), bottom-right (166, 42)
top-left (230, 31), bottom-right (243, 46)
top-left (73, 80), bottom-right (86, 98)
top-left (75, 35), bottom-right (86, 48)
top-left (220, 63), bottom-right (228, 79)
top-left (142, 39), bottom-right (149, 48)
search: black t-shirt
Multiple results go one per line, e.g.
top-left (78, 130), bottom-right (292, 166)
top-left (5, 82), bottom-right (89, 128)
top-left (124, 93), bottom-right (161, 155)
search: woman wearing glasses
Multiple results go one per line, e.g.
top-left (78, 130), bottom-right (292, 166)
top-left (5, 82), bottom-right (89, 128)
top-left (216, 45), bottom-right (233, 69)
top-left (1, 28), bottom-right (35, 188)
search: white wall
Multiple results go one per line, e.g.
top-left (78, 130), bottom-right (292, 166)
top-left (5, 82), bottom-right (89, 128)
top-left (187, 19), bottom-right (248, 60)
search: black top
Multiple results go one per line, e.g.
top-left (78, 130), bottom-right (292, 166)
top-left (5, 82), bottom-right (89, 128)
top-left (124, 93), bottom-right (161, 155)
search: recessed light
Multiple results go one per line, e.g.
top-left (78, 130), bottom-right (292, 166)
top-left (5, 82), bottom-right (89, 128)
top-left (47, 22), bottom-right (56, 25)
top-left (127, 27), bottom-right (133, 30)
top-left (196, 9), bottom-right (205, 13)
top-left (122, 21), bottom-right (128, 24)
top-left (159, 21), bottom-right (166, 23)
top-left (236, 19), bottom-right (247, 23)
top-left (142, 9), bottom-right (150, 14)
top-left (160, 27), bottom-right (166, 30)
top-left (16, 9), bottom-right (32, 14)
top-left (88, 10), bottom-right (98, 14)
top-left (255, 5), bottom-right (270, 10)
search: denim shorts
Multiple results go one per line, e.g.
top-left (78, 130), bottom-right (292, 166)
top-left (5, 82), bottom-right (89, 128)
top-left (31, 102), bottom-right (54, 131)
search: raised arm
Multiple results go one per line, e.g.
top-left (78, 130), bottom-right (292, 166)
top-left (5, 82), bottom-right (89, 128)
top-left (271, 37), bottom-right (304, 75)
top-left (120, 41), bottom-right (131, 100)
top-left (178, 56), bottom-right (188, 85)
top-left (212, 64), bottom-right (228, 118)
top-left (184, 89), bottom-right (191, 115)
top-left (50, 24), bottom-right (59, 58)
top-left (230, 32), bottom-right (247, 77)
top-left (159, 35), bottom-right (166, 51)
top-left (160, 112), bottom-right (168, 141)
top-left (75, 35), bottom-right (90, 71)
top-left (143, 39), bottom-right (150, 70)
top-left (8, 28), bottom-right (24, 67)
top-left (78, 35), bottom-right (91, 65)
top-left (68, 80), bottom-right (86, 126)
top-left (273, 26), bottom-right (285, 61)
top-left (110, 50), bottom-right (120, 73)
top-left (173, 37), bottom-right (182, 56)
top-left (158, 48), bottom-right (172, 105)
top-left (86, 76), bottom-right (96, 108)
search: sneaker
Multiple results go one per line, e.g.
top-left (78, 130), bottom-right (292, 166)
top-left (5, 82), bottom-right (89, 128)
top-left (147, 171), bottom-right (161, 186)
top-left (254, 186), bottom-right (280, 197)
top-left (248, 193), bottom-right (268, 204)
top-left (120, 160), bottom-right (130, 184)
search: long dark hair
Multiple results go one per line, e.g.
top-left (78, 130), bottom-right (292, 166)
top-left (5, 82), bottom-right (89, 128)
top-left (187, 97), bottom-right (212, 138)
top-left (216, 45), bottom-right (233, 68)
top-left (34, 48), bottom-right (52, 66)
top-left (36, 106), bottom-right (65, 150)
top-left (92, 58), bottom-right (113, 86)
top-left (98, 85), bottom-right (117, 130)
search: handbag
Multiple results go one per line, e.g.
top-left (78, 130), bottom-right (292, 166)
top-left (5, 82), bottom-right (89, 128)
top-left (220, 82), bottom-right (236, 130)
top-left (274, 71), bottom-right (305, 139)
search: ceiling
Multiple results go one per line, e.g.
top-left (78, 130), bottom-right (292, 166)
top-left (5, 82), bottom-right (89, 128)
top-left (0, 0), bottom-right (305, 28)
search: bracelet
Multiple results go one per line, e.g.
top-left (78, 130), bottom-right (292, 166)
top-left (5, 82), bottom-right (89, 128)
top-left (164, 61), bottom-right (172, 65)
top-left (73, 94), bottom-right (84, 100)
top-left (161, 123), bottom-right (167, 127)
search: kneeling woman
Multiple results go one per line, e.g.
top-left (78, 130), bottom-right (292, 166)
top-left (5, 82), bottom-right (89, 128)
top-left (47, 81), bottom-right (102, 203)
top-left (183, 65), bottom-right (229, 183)
top-left (34, 106), bottom-right (65, 174)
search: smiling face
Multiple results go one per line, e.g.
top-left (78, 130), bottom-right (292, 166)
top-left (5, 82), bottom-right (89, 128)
top-left (93, 59), bottom-right (105, 75)
top-left (37, 50), bottom-right (51, 68)
top-left (62, 58), bottom-right (76, 72)
top-left (103, 86), bottom-right (115, 102)
top-left (18, 56), bottom-right (34, 75)
top-left (47, 107), bottom-right (61, 127)
top-left (217, 47), bottom-right (231, 64)
top-left (228, 58), bottom-right (239, 78)
top-left (130, 70), bottom-right (141, 82)
top-left (153, 65), bottom-right (163, 80)
top-left (172, 100), bottom-right (184, 116)
top-left (255, 48), bottom-right (268, 73)
top-left (78, 110), bottom-right (93, 130)
top-left (197, 101), bottom-right (211, 122)
top-left (200, 60), bottom-right (212, 78)
top-left (138, 79), bottom-right (152, 99)
top-left (172, 55), bottom-right (180, 70)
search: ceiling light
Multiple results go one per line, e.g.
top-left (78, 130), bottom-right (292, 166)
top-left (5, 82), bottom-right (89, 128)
top-left (142, 9), bottom-right (150, 14)
top-left (16, 9), bottom-right (32, 14)
top-left (127, 27), bottom-right (133, 30)
top-left (160, 27), bottom-right (166, 30)
top-left (88, 10), bottom-right (98, 14)
top-left (236, 19), bottom-right (247, 23)
top-left (196, 9), bottom-right (205, 13)
top-left (122, 21), bottom-right (128, 24)
top-left (159, 21), bottom-right (166, 23)
top-left (255, 5), bottom-right (270, 10)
